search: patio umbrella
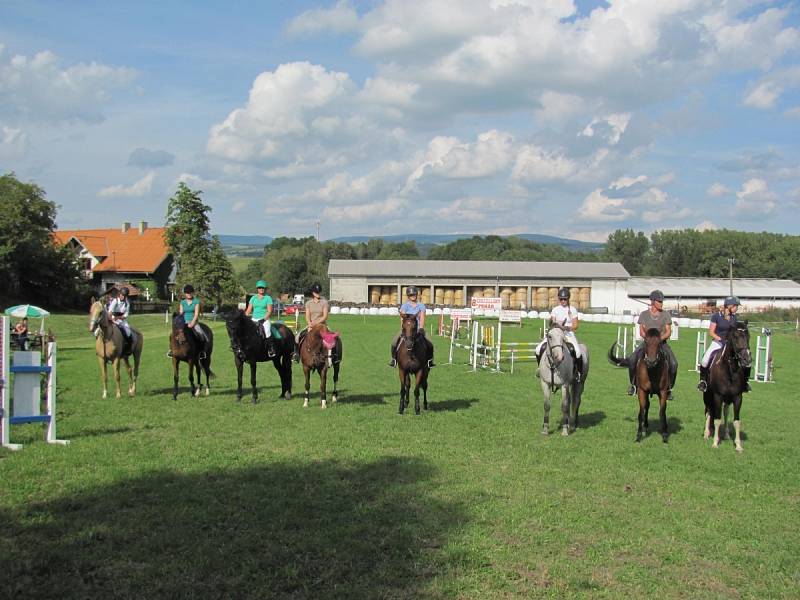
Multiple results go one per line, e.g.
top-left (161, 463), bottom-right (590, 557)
top-left (4, 304), bottom-right (51, 318)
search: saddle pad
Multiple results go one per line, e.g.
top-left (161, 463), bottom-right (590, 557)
top-left (321, 332), bottom-right (339, 350)
top-left (270, 325), bottom-right (283, 339)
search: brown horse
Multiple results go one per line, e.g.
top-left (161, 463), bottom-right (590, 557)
top-left (299, 324), bottom-right (342, 409)
top-left (703, 321), bottom-right (751, 452)
top-left (89, 299), bottom-right (143, 399)
top-left (608, 328), bottom-right (670, 443)
top-left (396, 314), bottom-right (431, 415)
top-left (170, 312), bottom-right (214, 401)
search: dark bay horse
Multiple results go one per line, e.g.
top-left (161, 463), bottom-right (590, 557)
top-left (170, 313), bottom-right (213, 400)
top-left (89, 299), bottom-right (143, 399)
top-left (225, 309), bottom-right (294, 403)
top-left (396, 314), bottom-right (431, 415)
top-left (703, 321), bottom-right (751, 452)
top-left (299, 325), bottom-right (342, 409)
top-left (608, 328), bottom-right (670, 443)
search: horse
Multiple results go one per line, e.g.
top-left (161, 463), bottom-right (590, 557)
top-left (608, 328), bottom-right (670, 443)
top-left (537, 325), bottom-right (589, 436)
top-left (703, 321), bottom-right (751, 452)
top-left (299, 325), bottom-right (342, 409)
top-left (224, 309), bottom-right (294, 403)
top-left (395, 314), bottom-right (432, 415)
top-left (169, 312), bottom-right (214, 401)
top-left (88, 299), bottom-right (143, 399)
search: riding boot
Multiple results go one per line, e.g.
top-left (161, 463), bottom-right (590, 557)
top-left (388, 345), bottom-right (397, 368)
top-left (697, 367), bottom-right (709, 392)
top-left (267, 338), bottom-right (277, 358)
top-left (574, 356), bottom-right (583, 383)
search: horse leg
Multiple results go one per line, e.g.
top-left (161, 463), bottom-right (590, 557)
top-left (331, 361), bottom-right (340, 404)
top-left (703, 391), bottom-right (712, 440)
top-left (320, 365), bottom-right (328, 409)
top-left (414, 370), bottom-right (423, 415)
top-left (722, 403), bottom-right (731, 440)
top-left (235, 357), bottom-right (244, 402)
top-left (561, 384), bottom-right (570, 436)
top-left (659, 391), bottom-right (669, 443)
top-left (421, 370), bottom-right (428, 411)
top-left (733, 394), bottom-right (744, 453)
top-left (122, 356), bottom-right (135, 397)
top-left (303, 365), bottom-right (311, 408)
top-left (398, 370), bottom-right (407, 415)
top-left (540, 381), bottom-right (551, 435)
top-left (113, 358), bottom-right (122, 399)
top-left (570, 383), bottom-right (582, 432)
top-left (250, 361), bottom-right (258, 403)
top-left (636, 391), bottom-right (646, 442)
top-left (172, 358), bottom-right (180, 401)
top-left (203, 357), bottom-right (211, 396)
top-left (711, 392), bottom-right (723, 448)
top-left (98, 356), bottom-right (108, 399)
top-left (283, 349), bottom-right (293, 400)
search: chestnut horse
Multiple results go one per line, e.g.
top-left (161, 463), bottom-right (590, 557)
top-left (609, 328), bottom-right (670, 443)
top-left (703, 321), bottom-right (751, 452)
top-left (225, 309), bottom-right (294, 403)
top-left (395, 314), bottom-right (431, 415)
top-left (170, 312), bottom-right (214, 400)
top-left (88, 299), bottom-right (143, 399)
top-left (299, 325), bottom-right (342, 409)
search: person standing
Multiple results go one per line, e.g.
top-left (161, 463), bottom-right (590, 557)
top-left (388, 286), bottom-right (434, 368)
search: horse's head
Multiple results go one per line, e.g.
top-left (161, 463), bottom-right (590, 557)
top-left (546, 324), bottom-right (566, 363)
top-left (728, 321), bottom-right (752, 368)
top-left (172, 312), bottom-right (187, 330)
top-left (643, 327), bottom-right (662, 368)
top-left (88, 299), bottom-right (105, 334)
top-left (400, 313), bottom-right (419, 351)
top-left (225, 309), bottom-right (246, 338)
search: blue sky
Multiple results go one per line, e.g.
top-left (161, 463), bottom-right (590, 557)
top-left (2, 0), bottom-right (799, 241)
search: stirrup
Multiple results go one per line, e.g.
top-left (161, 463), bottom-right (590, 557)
top-left (627, 384), bottom-right (636, 396)
top-left (166, 350), bottom-right (173, 358)
top-left (198, 351), bottom-right (207, 360)
top-left (667, 390), bottom-right (674, 401)
top-left (427, 359), bottom-right (435, 368)
top-left (697, 380), bottom-right (707, 392)
top-left (388, 358), bottom-right (397, 368)
top-left (292, 351), bottom-right (300, 363)
top-left (744, 382), bottom-right (752, 392)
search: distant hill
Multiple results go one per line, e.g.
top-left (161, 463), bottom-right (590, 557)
top-left (217, 235), bottom-right (273, 246)
top-left (330, 233), bottom-right (603, 252)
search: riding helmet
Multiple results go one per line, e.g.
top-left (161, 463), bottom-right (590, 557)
top-left (310, 283), bottom-right (322, 294)
top-left (649, 289), bottom-right (664, 302)
top-left (406, 286), bottom-right (419, 296)
top-left (183, 284), bottom-right (194, 294)
top-left (724, 295), bottom-right (741, 307)
top-left (120, 287), bottom-right (130, 297)
top-left (255, 279), bottom-right (267, 289)
top-left (557, 287), bottom-right (570, 300)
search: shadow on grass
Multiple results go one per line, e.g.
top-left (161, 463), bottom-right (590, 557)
top-left (576, 410), bottom-right (605, 428)
top-left (429, 398), bottom-right (480, 412)
top-left (1, 457), bottom-right (464, 599)
top-left (66, 426), bottom-right (135, 439)
top-left (336, 390), bottom-right (390, 405)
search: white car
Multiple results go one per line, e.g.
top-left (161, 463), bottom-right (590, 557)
top-left (292, 294), bottom-right (305, 305)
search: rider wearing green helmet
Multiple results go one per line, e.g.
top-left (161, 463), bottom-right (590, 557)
top-left (245, 280), bottom-right (274, 354)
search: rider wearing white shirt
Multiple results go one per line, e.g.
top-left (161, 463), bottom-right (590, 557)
top-left (108, 287), bottom-right (134, 345)
top-left (536, 288), bottom-right (583, 378)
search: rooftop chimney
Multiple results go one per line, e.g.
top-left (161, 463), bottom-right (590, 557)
top-left (138, 221), bottom-right (148, 235)
top-left (121, 222), bottom-right (130, 233)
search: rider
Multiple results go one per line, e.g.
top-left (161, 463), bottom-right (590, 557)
top-left (535, 287), bottom-right (583, 381)
top-left (179, 284), bottom-right (208, 357)
top-left (628, 290), bottom-right (678, 400)
top-left (293, 283), bottom-right (330, 362)
top-left (697, 296), bottom-right (751, 392)
top-left (244, 279), bottom-right (275, 357)
top-left (388, 286), bottom-right (434, 368)
top-left (108, 286), bottom-right (134, 352)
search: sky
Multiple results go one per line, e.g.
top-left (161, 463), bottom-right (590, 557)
top-left (2, 0), bottom-right (800, 242)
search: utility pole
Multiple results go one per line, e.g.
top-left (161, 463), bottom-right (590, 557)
top-left (315, 219), bottom-right (320, 241)
top-left (728, 257), bottom-right (735, 296)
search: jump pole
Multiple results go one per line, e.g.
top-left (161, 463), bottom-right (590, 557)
top-left (691, 331), bottom-right (707, 372)
top-left (754, 329), bottom-right (774, 383)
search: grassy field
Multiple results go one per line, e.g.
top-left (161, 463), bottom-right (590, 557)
top-left (1, 313), bottom-right (798, 599)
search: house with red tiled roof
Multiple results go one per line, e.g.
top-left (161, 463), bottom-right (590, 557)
top-left (54, 221), bottom-right (176, 299)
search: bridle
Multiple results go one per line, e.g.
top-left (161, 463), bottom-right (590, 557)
top-left (643, 335), bottom-right (663, 369)
top-left (545, 327), bottom-right (566, 392)
top-left (723, 325), bottom-right (752, 371)
top-left (400, 316), bottom-right (418, 353)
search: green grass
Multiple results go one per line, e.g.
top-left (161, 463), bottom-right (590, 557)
top-left (1, 313), bottom-right (798, 599)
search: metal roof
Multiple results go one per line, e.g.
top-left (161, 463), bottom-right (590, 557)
top-left (628, 277), bottom-right (800, 298)
top-left (328, 259), bottom-right (629, 279)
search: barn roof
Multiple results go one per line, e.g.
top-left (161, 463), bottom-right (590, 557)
top-left (328, 259), bottom-right (629, 279)
top-left (628, 277), bottom-right (800, 299)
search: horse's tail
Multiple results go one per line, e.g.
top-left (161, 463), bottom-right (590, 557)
top-left (607, 342), bottom-right (628, 368)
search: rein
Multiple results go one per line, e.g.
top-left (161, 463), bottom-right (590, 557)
top-left (545, 332), bottom-right (565, 393)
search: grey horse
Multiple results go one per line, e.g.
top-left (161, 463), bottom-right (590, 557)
top-left (537, 325), bottom-right (589, 436)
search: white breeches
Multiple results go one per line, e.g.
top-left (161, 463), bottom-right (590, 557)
top-left (115, 319), bottom-right (131, 336)
top-left (536, 331), bottom-right (581, 358)
top-left (252, 317), bottom-right (271, 337)
top-left (700, 340), bottom-right (723, 367)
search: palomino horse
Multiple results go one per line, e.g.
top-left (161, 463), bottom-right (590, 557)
top-left (609, 328), bottom-right (670, 443)
top-left (225, 309), bottom-right (294, 403)
top-left (537, 325), bottom-right (589, 436)
top-left (395, 314), bottom-right (431, 415)
top-left (170, 312), bottom-right (214, 400)
top-left (299, 325), bottom-right (342, 409)
top-left (703, 321), bottom-right (751, 452)
top-left (88, 299), bottom-right (143, 399)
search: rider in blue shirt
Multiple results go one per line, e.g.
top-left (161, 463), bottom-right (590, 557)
top-left (388, 286), bottom-right (434, 368)
top-left (697, 296), bottom-right (751, 392)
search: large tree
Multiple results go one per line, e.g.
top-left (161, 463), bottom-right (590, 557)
top-left (602, 229), bottom-right (650, 275)
top-left (0, 173), bottom-right (85, 307)
top-left (165, 183), bottom-right (240, 305)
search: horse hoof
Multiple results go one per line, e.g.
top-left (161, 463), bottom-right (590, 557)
top-left (735, 445), bottom-right (743, 453)
top-left (321, 402), bottom-right (327, 410)
top-left (541, 426), bottom-right (549, 435)
top-left (712, 442), bottom-right (719, 449)
top-left (332, 395), bottom-right (337, 403)
top-left (662, 436), bottom-right (668, 444)
top-left (303, 400), bottom-right (309, 408)
top-left (205, 388), bottom-right (210, 397)
top-left (102, 391), bottom-right (107, 399)
top-left (561, 427), bottom-right (569, 437)
top-left (285, 392), bottom-right (292, 401)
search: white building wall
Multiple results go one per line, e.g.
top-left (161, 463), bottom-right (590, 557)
top-left (330, 277), bottom-right (367, 303)
top-left (589, 279), bottom-right (629, 314)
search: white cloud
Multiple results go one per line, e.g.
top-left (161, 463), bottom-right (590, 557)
top-left (784, 106), bottom-right (800, 119)
top-left (610, 175), bottom-right (647, 190)
top-left (735, 178), bottom-right (777, 216)
top-left (695, 220), bottom-right (718, 231)
top-left (287, 1), bottom-right (359, 36)
top-left (232, 201), bottom-right (246, 213)
top-left (578, 189), bottom-right (634, 222)
top-left (98, 171), bottom-right (155, 198)
top-left (511, 144), bottom-right (577, 182)
top-left (0, 124), bottom-right (27, 159)
top-left (743, 66), bottom-right (800, 110)
top-left (707, 182), bottom-right (729, 197)
top-left (0, 47), bottom-right (135, 123)
top-left (580, 113), bottom-right (631, 145)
